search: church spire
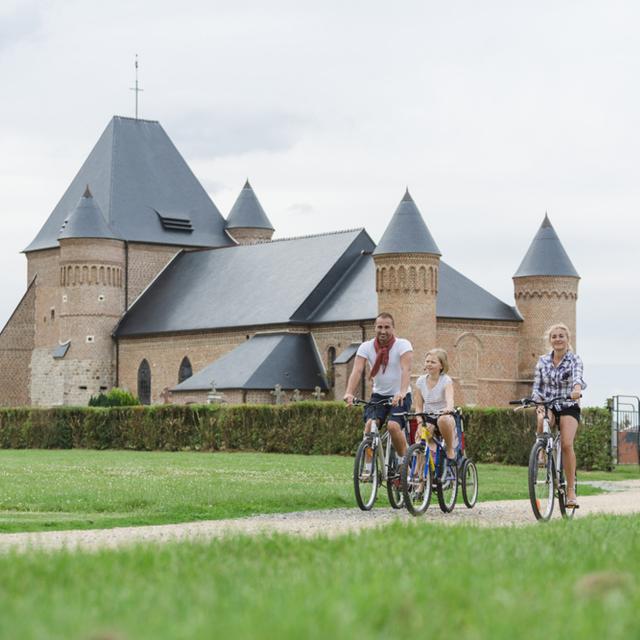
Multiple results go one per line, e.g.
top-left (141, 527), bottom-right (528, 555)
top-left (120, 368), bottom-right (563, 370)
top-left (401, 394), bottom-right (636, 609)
top-left (514, 213), bottom-right (578, 277)
top-left (373, 188), bottom-right (441, 256)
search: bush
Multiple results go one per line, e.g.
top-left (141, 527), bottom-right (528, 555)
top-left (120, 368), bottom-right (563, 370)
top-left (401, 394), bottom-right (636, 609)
top-left (0, 403), bottom-right (612, 470)
top-left (88, 388), bottom-right (140, 407)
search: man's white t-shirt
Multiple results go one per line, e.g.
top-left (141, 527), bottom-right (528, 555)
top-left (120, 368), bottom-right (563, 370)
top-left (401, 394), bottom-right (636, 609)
top-left (355, 338), bottom-right (413, 396)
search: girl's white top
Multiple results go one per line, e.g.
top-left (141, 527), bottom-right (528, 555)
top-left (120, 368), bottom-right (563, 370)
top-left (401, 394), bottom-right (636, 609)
top-left (416, 373), bottom-right (452, 412)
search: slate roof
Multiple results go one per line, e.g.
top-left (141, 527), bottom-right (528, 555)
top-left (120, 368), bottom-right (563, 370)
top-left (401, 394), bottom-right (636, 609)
top-left (51, 341), bottom-right (71, 359)
top-left (58, 187), bottom-right (121, 241)
top-left (373, 189), bottom-right (441, 256)
top-left (514, 214), bottom-right (579, 278)
top-left (334, 343), bottom-right (360, 364)
top-left (115, 229), bottom-right (376, 336)
top-left (25, 116), bottom-right (233, 252)
top-left (116, 226), bottom-right (520, 337)
top-left (437, 262), bottom-right (521, 321)
top-left (226, 180), bottom-right (274, 230)
top-left (172, 332), bottom-right (328, 391)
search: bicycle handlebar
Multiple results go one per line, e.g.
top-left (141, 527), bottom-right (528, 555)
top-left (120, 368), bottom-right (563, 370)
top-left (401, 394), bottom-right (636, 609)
top-left (349, 397), bottom-right (393, 407)
top-left (509, 395), bottom-right (581, 409)
top-left (398, 408), bottom-right (460, 419)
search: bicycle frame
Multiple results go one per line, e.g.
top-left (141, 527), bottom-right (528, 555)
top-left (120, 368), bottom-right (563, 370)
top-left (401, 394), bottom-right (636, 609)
top-left (367, 418), bottom-right (396, 483)
top-left (511, 395), bottom-right (579, 520)
top-left (539, 407), bottom-right (568, 504)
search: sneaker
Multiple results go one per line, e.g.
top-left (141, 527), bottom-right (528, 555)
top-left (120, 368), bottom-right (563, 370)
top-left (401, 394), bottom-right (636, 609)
top-left (440, 457), bottom-right (455, 483)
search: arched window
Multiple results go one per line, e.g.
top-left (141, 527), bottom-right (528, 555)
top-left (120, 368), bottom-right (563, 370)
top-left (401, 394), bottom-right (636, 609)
top-left (137, 359), bottom-right (151, 405)
top-left (178, 356), bottom-right (193, 383)
top-left (327, 346), bottom-right (336, 388)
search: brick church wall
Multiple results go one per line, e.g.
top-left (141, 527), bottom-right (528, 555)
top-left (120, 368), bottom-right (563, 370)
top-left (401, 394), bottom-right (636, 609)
top-left (0, 279), bottom-right (36, 406)
top-left (126, 244), bottom-right (184, 306)
top-left (436, 318), bottom-right (522, 407)
top-left (117, 327), bottom-right (289, 403)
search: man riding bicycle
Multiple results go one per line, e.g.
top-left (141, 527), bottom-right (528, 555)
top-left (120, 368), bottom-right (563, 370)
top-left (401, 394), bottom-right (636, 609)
top-left (343, 312), bottom-right (413, 466)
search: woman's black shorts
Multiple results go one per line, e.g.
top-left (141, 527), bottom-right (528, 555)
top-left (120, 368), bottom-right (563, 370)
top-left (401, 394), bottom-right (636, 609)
top-left (552, 404), bottom-right (581, 423)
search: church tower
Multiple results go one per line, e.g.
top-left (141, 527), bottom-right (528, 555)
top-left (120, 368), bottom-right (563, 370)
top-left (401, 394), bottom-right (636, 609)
top-left (373, 189), bottom-right (441, 377)
top-left (48, 187), bottom-right (125, 405)
top-left (513, 213), bottom-right (580, 385)
top-left (225, 180), bottom-right (275, 245)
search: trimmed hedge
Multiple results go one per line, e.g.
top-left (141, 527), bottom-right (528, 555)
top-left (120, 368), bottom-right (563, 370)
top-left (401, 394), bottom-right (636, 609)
top-left (0, 403), bottom-right (613, 470)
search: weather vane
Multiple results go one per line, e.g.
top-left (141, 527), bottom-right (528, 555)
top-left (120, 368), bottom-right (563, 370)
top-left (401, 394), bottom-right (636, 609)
top-left (130, 54), bottom-right (143, 119)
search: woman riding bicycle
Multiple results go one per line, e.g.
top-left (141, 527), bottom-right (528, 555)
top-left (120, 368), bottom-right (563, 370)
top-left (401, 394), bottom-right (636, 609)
top-left (532, 323), bottom-right (586, 508)
top-left (413, 348), bottom-right (456, 480)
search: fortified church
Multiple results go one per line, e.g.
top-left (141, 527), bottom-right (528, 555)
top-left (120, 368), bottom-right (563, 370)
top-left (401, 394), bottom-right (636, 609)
top-left (0, 116), bottom-right (580, 407)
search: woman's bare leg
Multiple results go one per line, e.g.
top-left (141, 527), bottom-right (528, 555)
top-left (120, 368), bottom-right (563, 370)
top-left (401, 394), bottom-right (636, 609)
top-left (560, 415), bottom-right (579, 501)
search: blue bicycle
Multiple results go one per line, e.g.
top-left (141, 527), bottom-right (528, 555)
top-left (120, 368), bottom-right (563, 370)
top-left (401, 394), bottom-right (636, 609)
top-left (399, 410), bottom-right (459, 515)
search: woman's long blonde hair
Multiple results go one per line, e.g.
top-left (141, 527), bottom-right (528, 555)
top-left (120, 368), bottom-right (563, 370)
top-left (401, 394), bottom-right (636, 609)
top-left (545, 323), bottom-right (574, 351)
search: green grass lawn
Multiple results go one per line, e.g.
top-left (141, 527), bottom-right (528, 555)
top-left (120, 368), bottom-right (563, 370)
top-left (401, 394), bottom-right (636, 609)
top-left (0, 449), bottom-right (637, 532)
top-left (0, 514), bottom-right (639, 640)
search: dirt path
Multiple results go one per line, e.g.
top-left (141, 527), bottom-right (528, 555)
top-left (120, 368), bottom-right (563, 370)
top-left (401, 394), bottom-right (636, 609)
top-left (2, 481), bottom-right (640, 554)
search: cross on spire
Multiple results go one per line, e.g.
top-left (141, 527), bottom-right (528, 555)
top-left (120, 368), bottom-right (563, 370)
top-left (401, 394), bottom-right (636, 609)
top-left (130, 54), bottom-right (144, 119)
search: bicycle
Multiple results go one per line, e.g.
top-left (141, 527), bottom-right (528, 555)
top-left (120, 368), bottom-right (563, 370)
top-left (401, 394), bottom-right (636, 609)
top-left (454, 410), bottom-right (478, 508)
top-left (509, 396), bottom-right (579, 521)
top-left (352, 398), bottom-right (408, 511)
top-left (399, 410), bottom-right (459, 515)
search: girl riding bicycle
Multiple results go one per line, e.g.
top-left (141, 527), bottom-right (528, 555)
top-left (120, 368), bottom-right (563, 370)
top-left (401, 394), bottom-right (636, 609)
top-left (532, 323), bottom-right (586, 508)
top-left (413, 348), bottom-right (456, 480)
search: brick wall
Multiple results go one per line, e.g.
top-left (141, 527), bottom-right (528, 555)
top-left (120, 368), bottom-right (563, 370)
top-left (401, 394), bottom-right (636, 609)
top-left (513, 275), bottom-right (579, 380)
top-left (0, 278), bottom-right (36, 406)
top-left (436, 318), bottom-right (522, 407)
top-left (225, 228), bottom-right (273, 245)
top-left (126, 243), bottom-right (184, 306)
top-left (117, 327), bottom-right (288, 403)
top-left (374, 253), bottom-right (439, 380)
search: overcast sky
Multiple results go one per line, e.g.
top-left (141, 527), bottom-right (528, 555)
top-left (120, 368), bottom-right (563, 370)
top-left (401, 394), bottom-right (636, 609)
top-left (1, 0), bottom-right (638, 407)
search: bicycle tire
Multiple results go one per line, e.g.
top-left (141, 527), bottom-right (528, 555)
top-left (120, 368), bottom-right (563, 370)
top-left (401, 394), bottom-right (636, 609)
top-left (558, 466), bottom-right (577, 520)
top-left (528, 439), bottom-right (555, 521)
top-left (461, 459), bottom-right (479, 508)
top-left (436, 457), bottom-right (458, 513)
top-left (401, 443), bottom-right (432, 516)
top-left (354, 438), bottom-right (379, 510)
top-left (386, 443), bottom-right (405, 509)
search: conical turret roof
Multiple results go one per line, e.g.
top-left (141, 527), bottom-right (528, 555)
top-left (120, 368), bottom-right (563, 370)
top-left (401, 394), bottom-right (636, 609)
top-left (58, 186), bottom-right (121, 241)
top-left (514, 214), bottom-right (579, 278)
top-left (373, 189), bottom-right (441, 256)
top-left (226, 180), bottom-right (274, 230)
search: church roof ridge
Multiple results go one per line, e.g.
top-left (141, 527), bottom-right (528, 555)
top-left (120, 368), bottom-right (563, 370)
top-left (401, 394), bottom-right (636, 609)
top-left (112, 115), bottom-right (160, 124)
top-left (269, 228), bottom-right (365, 244)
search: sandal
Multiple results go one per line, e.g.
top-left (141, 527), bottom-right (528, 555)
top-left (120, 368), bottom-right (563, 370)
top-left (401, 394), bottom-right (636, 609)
top-left (565, 497), bottom-right (579, 509)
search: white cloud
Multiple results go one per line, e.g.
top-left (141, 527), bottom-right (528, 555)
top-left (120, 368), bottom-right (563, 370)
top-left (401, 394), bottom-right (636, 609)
top-left (1, 0), bottom-right (639, 405)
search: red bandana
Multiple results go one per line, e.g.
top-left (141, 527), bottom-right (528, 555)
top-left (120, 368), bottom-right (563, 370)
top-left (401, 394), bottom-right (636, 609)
top-left (370, 336), bottom-right (396, 378)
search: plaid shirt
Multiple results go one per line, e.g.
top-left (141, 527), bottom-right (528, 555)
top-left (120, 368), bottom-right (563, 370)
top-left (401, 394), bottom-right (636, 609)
top-left (532, 351), bottom-right (586, 409)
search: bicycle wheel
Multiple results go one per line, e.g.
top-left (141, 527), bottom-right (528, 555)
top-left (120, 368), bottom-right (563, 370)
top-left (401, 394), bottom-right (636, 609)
top-left (436, 457), bottom-right (458, 513)
top-left (401, 443), bottom-right (432, 516)
top-left (386, 444), bottom-right (405, 509)
top-left (461, 459), bottom-right (479, 508)
top-left (558, 467), bottom-right (578, 520)
top-left (354, 438), bottom-right (379, 510)
top-left (528, 439), bottom-right (555, 521)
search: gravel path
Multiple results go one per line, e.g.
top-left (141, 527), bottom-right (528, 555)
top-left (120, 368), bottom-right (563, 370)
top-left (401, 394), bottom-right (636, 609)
top-left (2, 481), bottom-right (640, 555)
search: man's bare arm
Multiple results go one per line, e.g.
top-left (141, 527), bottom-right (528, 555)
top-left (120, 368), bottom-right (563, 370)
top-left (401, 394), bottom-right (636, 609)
top-left (344, 355), bottom-right (367, 404)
